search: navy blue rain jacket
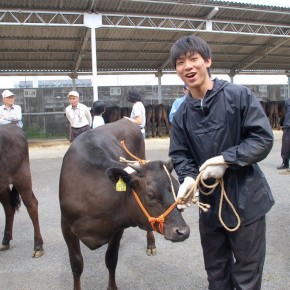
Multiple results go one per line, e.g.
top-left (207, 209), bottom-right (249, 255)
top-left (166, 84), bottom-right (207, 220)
top-left (169, 78), bottom-right (275, 227)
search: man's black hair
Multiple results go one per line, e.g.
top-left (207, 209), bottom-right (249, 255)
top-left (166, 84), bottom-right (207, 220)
top-left (170, 35), bottom-right (212, 71)
top-left (127, 87), bottom-right (142, 103)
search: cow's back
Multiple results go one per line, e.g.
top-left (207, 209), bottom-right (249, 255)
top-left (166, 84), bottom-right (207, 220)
top-left (63, 118), bottom-right (145, 166)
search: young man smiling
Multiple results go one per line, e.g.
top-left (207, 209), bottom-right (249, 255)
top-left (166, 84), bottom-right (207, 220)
top-left (169, 35), bottom-right (274, 290)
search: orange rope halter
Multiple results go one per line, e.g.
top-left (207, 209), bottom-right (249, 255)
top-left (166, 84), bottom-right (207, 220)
top-left (120, 140), bottom-right (179, 234)
top-left (132, 190), bottom-right (178, 234)
top-left (120, 140), bottom-right (147, 164)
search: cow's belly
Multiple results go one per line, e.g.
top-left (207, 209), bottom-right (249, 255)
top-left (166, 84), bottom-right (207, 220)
top-left (70, 215), bottom-right (122, 250)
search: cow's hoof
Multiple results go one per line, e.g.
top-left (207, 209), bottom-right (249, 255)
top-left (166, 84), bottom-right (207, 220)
top-left (32, 250), bottom-right (44, 258)
top-left (146, 248), bottom-right (157, 256)
top-left (0, 244), bottom-right (9, 251)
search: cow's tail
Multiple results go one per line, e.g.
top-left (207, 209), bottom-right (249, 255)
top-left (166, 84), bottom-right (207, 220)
top-left (10, 186), bottom-right (21, 211)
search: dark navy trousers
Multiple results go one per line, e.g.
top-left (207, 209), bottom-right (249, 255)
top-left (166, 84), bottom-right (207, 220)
top-left (199, 216), bottom-right (266, 290)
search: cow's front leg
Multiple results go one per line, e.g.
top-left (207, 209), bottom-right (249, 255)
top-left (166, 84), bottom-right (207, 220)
top-left (146, 230), bottom-right (157, 256)
top-left (105, 229), bottom-right (124, 290)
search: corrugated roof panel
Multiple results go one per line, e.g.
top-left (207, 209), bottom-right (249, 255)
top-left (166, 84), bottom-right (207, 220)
top-left (0, 0), bottom-right (290, 75)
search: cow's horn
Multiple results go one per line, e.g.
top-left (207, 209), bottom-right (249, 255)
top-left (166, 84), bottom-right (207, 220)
top-left (128, 162), bottom-right (142, 172)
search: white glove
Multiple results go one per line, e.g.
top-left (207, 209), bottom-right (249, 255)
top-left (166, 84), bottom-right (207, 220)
top-left (177, 176), bottom-right (195, 210)
top-left (199, 155), bottom-right (228, 180)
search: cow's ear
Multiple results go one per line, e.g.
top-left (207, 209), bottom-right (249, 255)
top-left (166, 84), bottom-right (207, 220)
top-left (106, 168), bottom-right (132, 186)
top-left (164, 157), bottom-right (173, 173)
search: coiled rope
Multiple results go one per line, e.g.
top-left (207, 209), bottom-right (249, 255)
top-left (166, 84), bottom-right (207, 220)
top-left (183, 164), bottom-right (241, 232)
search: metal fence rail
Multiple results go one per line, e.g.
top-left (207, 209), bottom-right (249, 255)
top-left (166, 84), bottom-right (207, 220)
top-left (22, 112), bottom-right (69, 138)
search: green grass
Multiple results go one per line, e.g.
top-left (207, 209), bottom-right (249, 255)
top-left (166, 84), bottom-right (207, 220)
top-left (24, 129), bottom-right (67, 139)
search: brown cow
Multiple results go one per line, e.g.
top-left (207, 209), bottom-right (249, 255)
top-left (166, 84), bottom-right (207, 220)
top-left (261, 100), bottom-right (286, 129)
top-left (145, 104), bottom-right (155, 138)
top-left (59, 118), bottom-right (190, 290)
top-left (145, 104), bottom-right (171, 138)
top-left (0, 124), bottom-right (44, 257)
top-left (154, 104), bottom-right (170, 137)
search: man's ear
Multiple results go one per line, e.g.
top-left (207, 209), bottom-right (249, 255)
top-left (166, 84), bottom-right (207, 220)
top-left (205, 57), bottom-right (212, 68)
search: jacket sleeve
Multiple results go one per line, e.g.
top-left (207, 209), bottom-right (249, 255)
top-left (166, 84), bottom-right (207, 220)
top-left (169, 118), bottom-right (199, 184)
top-left (222, 87), bottom-right (274, 167)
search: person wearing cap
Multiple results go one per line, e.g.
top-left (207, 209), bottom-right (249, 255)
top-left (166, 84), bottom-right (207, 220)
top-left (65, 90), bottom-right (92, 142)
top-left (0, 89), bottom-right (23, 128)
top-left (169, 83), bottom-right (189, 123)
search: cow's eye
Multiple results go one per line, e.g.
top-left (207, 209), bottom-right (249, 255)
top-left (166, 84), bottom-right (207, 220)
top-left (147, 193), bottom-right (154, 200)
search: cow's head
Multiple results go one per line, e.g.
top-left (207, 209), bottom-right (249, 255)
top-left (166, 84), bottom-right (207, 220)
top-left (106, 158), bottom-right (190, 242)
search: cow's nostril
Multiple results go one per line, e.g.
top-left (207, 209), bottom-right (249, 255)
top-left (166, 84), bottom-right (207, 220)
top-left (176, 226), bottom-right (190, 238)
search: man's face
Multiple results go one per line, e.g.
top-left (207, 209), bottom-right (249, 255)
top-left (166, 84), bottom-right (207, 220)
top-left (3, 96), bottom-right (15, 107)
top-left (176, 52), bottom-right (211, 89)
top-left (68, 96), bottom-right (79, 107)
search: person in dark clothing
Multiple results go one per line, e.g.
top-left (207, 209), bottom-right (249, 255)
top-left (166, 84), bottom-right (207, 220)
top-left (169, 35), bottom-right (275, 290)
top-left (277, 98), bottom-right (290, 169)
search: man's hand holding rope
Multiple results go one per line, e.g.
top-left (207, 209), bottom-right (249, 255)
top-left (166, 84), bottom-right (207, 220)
top-left (177, 155), bottom-right (228, 210)
top-left (199, 155), bottom-right (228, 180)
top-left (177, 176), bottom-right (196, 210)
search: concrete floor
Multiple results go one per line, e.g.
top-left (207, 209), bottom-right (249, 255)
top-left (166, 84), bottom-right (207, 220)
top-left (0, 131), bottom-right (289, 290)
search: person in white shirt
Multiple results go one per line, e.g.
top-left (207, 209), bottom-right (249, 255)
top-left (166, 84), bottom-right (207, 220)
top-left (124, 87), bottom-right (146, 139)
top-left (65, 90), bottom-right (92, 142)
top-left (92, 100), bottom-right (105, 128)
top-left (0, 90), bottom-right (23, 128)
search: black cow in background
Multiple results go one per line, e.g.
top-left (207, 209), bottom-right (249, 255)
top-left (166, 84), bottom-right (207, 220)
top-left (145, 104), bottom-right (171, 138)
top-left (103, 106), bottom-right (121, 124)
top-left (154, 104), bottom-right (170, 137)
top-left (120, 106), bottom-right (132, 118)
top-left (145, 104), bottom-right (155, 138)
top-left (102, 106), bottom-right (132, 124)
top-left (260, 100), bottom-right (286, 129)
top-left (101, 104), bottom-right (171, 137)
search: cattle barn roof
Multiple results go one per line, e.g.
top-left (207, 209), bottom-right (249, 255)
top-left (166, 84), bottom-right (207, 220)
top-left (0, 0), bottom-right (290, 78)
